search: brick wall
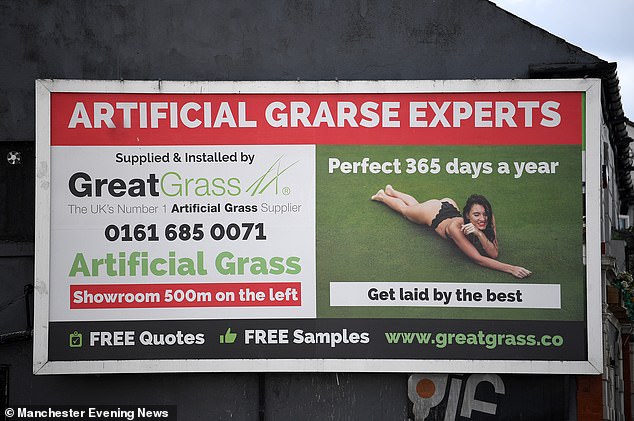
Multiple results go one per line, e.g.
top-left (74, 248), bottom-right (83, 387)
top-left (577, 375), bottom-right (604, 421)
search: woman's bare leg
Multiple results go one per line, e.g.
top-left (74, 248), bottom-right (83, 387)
top-left (371, 189), bottom-right (409, 214)
top-left (372, 187), bottom-right (443, 226)
top-left (385, 184), bottom-right (419, 206)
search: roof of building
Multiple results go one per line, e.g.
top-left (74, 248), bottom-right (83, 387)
top-left (530, 62), bottom-right (633, 209)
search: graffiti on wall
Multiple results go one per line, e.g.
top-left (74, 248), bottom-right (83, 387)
top-left (408, 373), bottom-right (505, 420)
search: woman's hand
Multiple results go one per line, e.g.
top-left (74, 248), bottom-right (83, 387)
top-left (509, 266), bottom-right (532, 279)
top-left (461, 222), bottom-right (498, 258)
top-left (461, 223), bottom-right (480, 236)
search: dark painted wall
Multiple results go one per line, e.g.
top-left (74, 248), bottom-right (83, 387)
top-left (0, 1), bottom-right (600, 419)
top-left (0, 0), bottom-right (598, 141)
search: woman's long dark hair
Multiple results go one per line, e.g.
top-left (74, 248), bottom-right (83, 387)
top-left (462, 194), bottom-right (495, 242)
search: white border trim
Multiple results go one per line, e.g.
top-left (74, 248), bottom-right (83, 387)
top-left (34, 79), bottom-right (602, 375)
top-left (37, 78), bottom-right (598, 95)
top-left (584, 80), bottom-right (604, 374)
top-left (34, 80), bottom-right (52, 374)
top-left (34, 358), bottom-right (599, 375)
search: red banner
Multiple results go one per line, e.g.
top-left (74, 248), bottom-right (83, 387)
top-left (70, 282), bottom-right (302, 308)
top-left (51, 92), bottom-right (582, 146)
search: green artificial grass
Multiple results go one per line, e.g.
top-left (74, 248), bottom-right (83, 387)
top-left (316, 144), bottom-right (584, 321)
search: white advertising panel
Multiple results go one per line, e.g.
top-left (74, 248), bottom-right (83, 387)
top-left (34, 79), bottom-right (602, 374)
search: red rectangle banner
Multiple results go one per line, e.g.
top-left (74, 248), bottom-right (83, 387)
top-left (51, 92), bottom-right (582, 146)
top-left (70, 282), bottom-right (302, 309)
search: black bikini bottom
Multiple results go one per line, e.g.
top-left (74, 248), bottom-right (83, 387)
top-left (430, 201), bottom-right (461, 230)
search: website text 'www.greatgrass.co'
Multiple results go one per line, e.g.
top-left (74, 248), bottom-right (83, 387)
top-left (384, 331), bottom-right (564, 349)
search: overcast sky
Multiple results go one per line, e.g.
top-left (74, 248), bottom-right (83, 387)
top-left (493, 0), bottom-right (634, 120)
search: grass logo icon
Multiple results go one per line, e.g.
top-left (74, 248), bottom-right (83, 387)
top-left (220, 328), bottom-right (237, 344)
top-left (246, 156), bottom-right (299, 196)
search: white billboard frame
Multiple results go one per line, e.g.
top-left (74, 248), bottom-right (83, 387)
top-left (34, 78), bottom-right (602, 375)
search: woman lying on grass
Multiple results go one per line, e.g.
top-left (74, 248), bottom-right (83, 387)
top-left (371, 185), bottom-right (531, 279)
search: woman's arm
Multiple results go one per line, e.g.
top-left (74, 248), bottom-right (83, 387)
top-left (450, 223), bottom-right (530, 278)
top-left (461, 223), bottom-right (499, 258)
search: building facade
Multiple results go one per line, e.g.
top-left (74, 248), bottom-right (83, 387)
top-left (0, 1), bottom-right (631, 419)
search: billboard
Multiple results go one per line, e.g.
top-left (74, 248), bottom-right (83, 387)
top-left (34, 79), bottom-right (602, 374)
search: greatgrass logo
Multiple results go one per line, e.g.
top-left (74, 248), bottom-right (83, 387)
top-left (246, 155), bottom-right (299, 196)
top-left (67, 155), bottom-right (300, 199)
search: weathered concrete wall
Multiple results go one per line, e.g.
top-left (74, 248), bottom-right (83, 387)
top-left (0, 1), bottom-right (600, 419)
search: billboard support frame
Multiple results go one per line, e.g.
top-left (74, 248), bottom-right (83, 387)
top-left (34, 78), bottom-right (603, 375)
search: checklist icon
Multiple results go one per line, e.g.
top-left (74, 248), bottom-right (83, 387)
top-left (69, 331), bottom-right (83, 348)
